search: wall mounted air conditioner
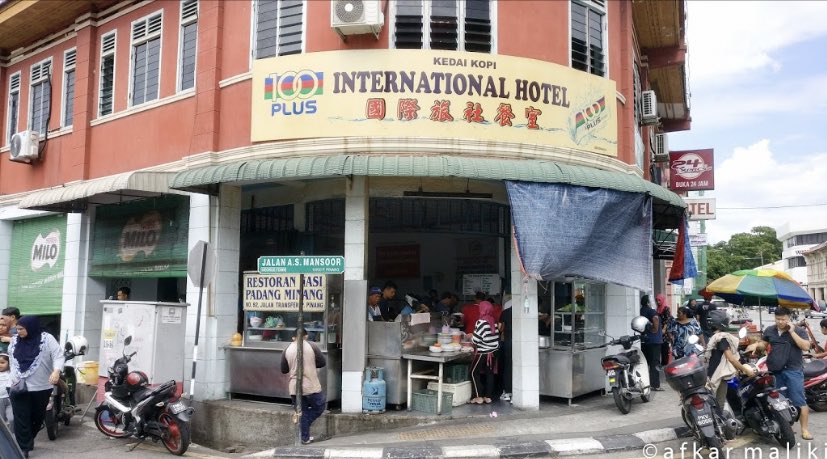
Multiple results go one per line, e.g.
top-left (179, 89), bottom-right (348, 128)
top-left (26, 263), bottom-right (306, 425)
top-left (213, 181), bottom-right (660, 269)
top-left (331, 0), bottom-right (384, 37)
top-left (641, 90), bottom-right (658, 125)
top-left (653, 133), bottom-right (669, 162)
top-left (9, 131), bottom-right (40, 164)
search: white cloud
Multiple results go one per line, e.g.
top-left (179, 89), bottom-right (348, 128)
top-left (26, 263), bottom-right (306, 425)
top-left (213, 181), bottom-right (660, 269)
top-left (703, 140), bottom-right (827, 244)
top-left (687, 1), bottom-right (827, 87)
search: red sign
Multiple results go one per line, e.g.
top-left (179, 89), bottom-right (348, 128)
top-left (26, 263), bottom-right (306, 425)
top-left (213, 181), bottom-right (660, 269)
top-left (668, 149), bottom-right (715, 191)
top-left (375, 245), bottom-right (420, 278)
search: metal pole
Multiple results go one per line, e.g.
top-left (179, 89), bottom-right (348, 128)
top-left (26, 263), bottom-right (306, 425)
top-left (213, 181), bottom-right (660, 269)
top-left (295, 270), bottom-right (305, 446)
top-left (189, 244), bottom-right (208, 399)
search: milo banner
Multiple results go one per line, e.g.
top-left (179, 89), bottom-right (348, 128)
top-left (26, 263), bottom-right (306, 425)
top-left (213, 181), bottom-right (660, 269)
top-left (243, 273), bottom-right (327, 312)
top-left (251, 50), bottom-right (618, 156)
top-left (89, 195), bottom-right (189, 277)
top-left (7, 215), bottom-right (67, 315)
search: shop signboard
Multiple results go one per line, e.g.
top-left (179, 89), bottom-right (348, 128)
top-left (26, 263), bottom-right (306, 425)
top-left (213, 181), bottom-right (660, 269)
top-left (669, 149), bottom-right (715, 191)
top-left (685, 198), bottom-right (716, 221)
top-left (243, 273), bottom-right (327, 311)
top-left (462, 274), bottom-right (502, 297)
top-left (251, 50), bottom-right (618, 156)
top-left (7, 214), bottom-right (67, 315)
top-left (689, 233), bottom-right (708, 247)
top-left (257, 255), bottom-right (345, 274)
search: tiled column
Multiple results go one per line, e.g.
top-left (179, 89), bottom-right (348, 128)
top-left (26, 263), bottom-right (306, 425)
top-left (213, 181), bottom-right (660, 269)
top-left (184, 189), bottom-right (239, 400)
top-left (605, 284), bottom-right (639, 340)
top-left (510, 239), bottom-right (539, 410)
top-left (0, 218), bottom-right (12, 306)
top-left (341, 176), bottom-right (368, 413)
top-left (60, 213), bottom-right (92, 344)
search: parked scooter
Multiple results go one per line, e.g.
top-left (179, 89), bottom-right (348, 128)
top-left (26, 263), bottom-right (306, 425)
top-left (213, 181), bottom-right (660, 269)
top-left (601, 316), bottom-right (652, 414)
top-left (44, 336), bottom-right (87, 440)
top-left (94, 336), bottom-right (193, 456)
top-left (665, 336), bottom-right (737, 454)
top-left (803, 358), bottom-right (827, 411)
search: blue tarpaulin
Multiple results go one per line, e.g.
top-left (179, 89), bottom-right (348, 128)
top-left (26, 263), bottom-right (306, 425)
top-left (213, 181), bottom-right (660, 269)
top-left (506, 181), bottom-right (653, 292)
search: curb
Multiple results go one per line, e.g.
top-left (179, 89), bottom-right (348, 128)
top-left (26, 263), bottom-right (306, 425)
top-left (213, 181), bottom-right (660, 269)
top-left (244, 426), bottom-right (691, 459)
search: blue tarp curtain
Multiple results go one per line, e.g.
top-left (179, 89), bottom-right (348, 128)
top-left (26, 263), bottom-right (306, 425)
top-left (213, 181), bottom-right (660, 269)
top-left (506, 181), bottom-right (653, 292)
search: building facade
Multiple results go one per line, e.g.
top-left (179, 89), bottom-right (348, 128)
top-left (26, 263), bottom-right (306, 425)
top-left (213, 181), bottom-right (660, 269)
top-left (776, 222), bottom-right (827, 288)
top-left (803, 242), bottom-right (827, 304)
top-left (0, 0), bottom-right (690, 415)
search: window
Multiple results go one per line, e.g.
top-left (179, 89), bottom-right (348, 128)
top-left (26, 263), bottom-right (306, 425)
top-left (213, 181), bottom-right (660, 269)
top-left (99, 31), bottom-right (116, 117)
top-left (787, 256), bottom-right (806, 269)
top-left (29, 59), bottom-right (52, 135)
top-left (130, 12), bottom-right (163, 106)
top-left (393, 0), bottom-right (493, 52)
top-left (63, 48), bottom-right (76, 127)
top-left (571, 0), bottom-right (606, 76)
top-left (253, 0), bottom-right (304, 59)
top-left (5, 72), bottom-right (20, 144)
top-left (178, 0), bottom-right (198, 91)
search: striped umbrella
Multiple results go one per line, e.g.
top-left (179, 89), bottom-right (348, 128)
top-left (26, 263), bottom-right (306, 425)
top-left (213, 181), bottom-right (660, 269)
top-left (702, 269), bottom-right (813, 309)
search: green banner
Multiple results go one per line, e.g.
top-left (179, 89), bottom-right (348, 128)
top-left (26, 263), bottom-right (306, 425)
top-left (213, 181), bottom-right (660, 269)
top-left (8, 215), bottom-right (67, 316)
top-left (89, 196), bottom-right (189, 278)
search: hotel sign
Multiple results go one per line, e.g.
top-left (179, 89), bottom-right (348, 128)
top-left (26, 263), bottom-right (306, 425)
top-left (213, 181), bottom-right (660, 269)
top-left (685, 198), bottom-right (716, 221)
top-left (251, 50), bottom-right (618, 156)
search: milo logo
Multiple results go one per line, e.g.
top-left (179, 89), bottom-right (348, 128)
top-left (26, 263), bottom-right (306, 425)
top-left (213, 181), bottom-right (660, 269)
top-left (118, 211), bottom-right (162, 262)
top-left (31, 229), bottom-right (61, 271)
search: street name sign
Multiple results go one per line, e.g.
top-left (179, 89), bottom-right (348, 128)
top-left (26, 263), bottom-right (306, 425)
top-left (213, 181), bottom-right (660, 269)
top-left (258, 255), bottom-right (345, 274)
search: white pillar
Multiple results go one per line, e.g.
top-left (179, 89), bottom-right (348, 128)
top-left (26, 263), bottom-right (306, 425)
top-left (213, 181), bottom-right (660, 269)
top-left (184, 189), bottom-right (240, 400)
top-left (60, 213), bottom-right (93, 344)
top-left (341, 176), bottom-right (368, 413)
top-left (0, 218), bottom-right (12, 306)
top-left (510, 239), bottom-right (539, 410)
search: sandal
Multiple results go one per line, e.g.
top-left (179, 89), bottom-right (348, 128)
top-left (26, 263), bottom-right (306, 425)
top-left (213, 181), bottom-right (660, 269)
top-left (471, 397), bottom-right (484, 404)
top-left (483, 398), bottom-right (493, 404)
top-left (802, 432), bottom-right (814, 441)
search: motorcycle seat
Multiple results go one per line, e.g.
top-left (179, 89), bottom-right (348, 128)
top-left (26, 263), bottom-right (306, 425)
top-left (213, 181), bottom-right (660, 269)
top-left (612, 354), bottom-right (630, 365)
top-left (804, 359), bottom-right (827, 379)
top-left (622, 351), bottom-right (640, 365)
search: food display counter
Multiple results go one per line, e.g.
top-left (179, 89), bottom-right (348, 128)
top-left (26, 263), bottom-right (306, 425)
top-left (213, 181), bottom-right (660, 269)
top-left (538, 280), bottom-right (608, 402)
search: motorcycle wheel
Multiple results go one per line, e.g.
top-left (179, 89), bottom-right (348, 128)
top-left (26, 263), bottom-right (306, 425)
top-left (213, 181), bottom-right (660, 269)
top-left (705, 436), bottom-right (723, 456)
top-left (94, 406), bottom-right (130, 438)
top-left (808, 402), bottom-right (827, 412)
top-left (159, 413), bottom-right (190, 456)
top-left (772, 411), bottom-right (796, 449)
top-left (44, 409), bottom-right (58, 440)
top-left (640, 386), bottom-right (651, 403)
top-left (612, 387), bottom-right (632, 414)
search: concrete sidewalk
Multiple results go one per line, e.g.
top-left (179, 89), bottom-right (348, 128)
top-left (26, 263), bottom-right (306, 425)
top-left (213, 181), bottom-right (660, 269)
top-left (244, 386), bottom-right (691, 458)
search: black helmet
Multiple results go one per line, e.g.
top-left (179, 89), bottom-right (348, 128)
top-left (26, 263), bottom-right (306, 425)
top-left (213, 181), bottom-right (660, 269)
top-left (707, 309), bottom-right (729, 331)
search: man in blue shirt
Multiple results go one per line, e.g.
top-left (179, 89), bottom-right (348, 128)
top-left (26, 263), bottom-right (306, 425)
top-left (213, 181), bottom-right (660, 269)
top-left (639, 295), bottom-right (664, 391)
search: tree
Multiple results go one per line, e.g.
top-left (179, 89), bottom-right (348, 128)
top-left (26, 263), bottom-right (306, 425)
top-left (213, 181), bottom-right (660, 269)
top-left (706, 226), bottom-right (782, 280)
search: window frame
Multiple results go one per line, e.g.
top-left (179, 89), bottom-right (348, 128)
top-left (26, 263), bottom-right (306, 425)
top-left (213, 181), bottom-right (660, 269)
top-left (128, 9), bottom-right (165, 108)
top-left (62, 47), bottom-right (77, 128)
top-left (177, 0), bottom-right (199, 92)
top-left (250, 0), bottom-right (308, 65)
top-left (5, 71), bottom-right (21, 145)
top-left (569, 0), bottom-right (609, 78)
top-left (98, 30), bottom-right (117, 118)
top-left (388, 0), bottom-right (497, 53)
top-left (28, 57), bottom-right (53, 135)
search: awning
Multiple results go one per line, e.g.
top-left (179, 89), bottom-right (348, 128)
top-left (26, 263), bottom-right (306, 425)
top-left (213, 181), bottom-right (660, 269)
top-left (18, 171), bottom-right (179, 213)
top-left (170, 155), bottom-right (686, 228)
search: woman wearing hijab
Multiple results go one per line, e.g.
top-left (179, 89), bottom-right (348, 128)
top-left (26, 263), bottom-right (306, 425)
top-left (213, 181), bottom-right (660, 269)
top-left (469, 301), bottom-right (499, 404)
top-left (8, 316), bottom-right (63, 458)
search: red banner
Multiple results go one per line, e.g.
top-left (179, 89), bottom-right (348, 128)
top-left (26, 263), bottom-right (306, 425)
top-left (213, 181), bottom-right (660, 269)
top-left (375, 245), bottom-right (420, 278)
top-left (669, 149), bottom-right (715, 191)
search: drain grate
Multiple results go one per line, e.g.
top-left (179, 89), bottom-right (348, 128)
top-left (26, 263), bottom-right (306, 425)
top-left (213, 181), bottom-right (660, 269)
top-left (398, 424), bottom-right (497, 441)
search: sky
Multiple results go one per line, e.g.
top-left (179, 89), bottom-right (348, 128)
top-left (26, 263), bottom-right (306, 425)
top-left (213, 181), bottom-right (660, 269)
top-left (669, 1), bottom-right (827, 245)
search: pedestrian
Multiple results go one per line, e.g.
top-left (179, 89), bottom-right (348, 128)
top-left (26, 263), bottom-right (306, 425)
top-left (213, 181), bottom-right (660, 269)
top-left (639, 295), bottom-right (663, 391)
top-left (669, 306), bottom-right (703, 359)
top-left (686, 299), bottom-right (698, 318)
top-left (704, 309), bottom-right (753, 413)
top-left (0, 353), bottom-right (13, 431)
top-left (8, 316), bottom-right (64, 458)
top-left (763, 307), bottom-right (812, 440)
top-left (0, 308), bottom-right (21, 350)
top-left (498, 294), bottom-right (513, 402)
top-left (280, 329), bottom-right (326, 445)
top-left (469, 301), bottom-right (499, 404)
top-left (696, 294), bottom-right (717, 341)
top-left (0, 324), bottom-right (11, 354)
top-left (656, 294), bottom-right (673, 364)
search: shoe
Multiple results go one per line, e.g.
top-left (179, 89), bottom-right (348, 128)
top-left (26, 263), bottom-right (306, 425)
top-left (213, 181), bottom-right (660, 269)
top-left (302, 436), bottom-right (315, 445)
top-left (483, 398), bottom-right (493, 404)
top-left (500, 393), bottom-right (511, 401)
top-left (802, 432), bottom-right (814, 441)
top-left (652, 387), bottom-right (665, 391)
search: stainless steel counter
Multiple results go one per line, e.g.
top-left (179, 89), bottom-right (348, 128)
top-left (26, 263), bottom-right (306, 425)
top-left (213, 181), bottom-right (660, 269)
top-left (226, 346), bottom-right (341, 401)
top-left (539, 346), bottom-right (606, 402)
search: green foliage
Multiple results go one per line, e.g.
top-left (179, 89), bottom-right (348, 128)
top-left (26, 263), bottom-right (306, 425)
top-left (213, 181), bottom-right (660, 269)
top-left (706, 226), bottom-right (782, 281)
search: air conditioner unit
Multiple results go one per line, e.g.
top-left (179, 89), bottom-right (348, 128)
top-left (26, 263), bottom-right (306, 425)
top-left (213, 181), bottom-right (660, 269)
top-left (331, 0), bottom-right (384, 37)
top-left (9, 131), bottom-right (40, 164)
top-left (641, 90), bottom-right (658, 125)
top-left (653, 133), bottom-right (669, 162)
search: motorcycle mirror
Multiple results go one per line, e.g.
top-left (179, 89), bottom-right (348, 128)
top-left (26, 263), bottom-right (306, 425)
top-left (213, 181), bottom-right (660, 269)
top-left (124, 336), bottom-right (133, 346)
top-left (688, 335), bottom-right (699, 344)
top-left (738, 327), bottom-right (748, 339)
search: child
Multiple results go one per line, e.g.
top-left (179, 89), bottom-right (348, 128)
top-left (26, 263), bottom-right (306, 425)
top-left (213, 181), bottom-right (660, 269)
top-left (0, 353), bottom-right (12, 430)
top-left (0, 324), bottom-right (9, 353)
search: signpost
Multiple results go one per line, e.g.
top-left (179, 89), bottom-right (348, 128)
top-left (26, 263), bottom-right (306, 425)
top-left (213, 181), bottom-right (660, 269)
top-left (259, 255), bottom-right (345, 446)
top-left (186, 241), bottom-right (216, 399)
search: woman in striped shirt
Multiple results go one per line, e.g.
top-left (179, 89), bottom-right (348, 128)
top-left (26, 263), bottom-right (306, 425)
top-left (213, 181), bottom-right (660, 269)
top-left (470, 301), bottom-right (499, 404)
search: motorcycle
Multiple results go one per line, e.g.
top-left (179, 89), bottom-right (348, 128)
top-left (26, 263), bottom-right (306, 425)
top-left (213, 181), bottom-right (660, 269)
top-left (43, 336), bottom-right (88, 440)
top-left (665, 336), bottom-right (737, 454)
top-left (600, 316), bottom-right (651, 414)
top-left (804, 358), bottom-right (827, 411)
top-left (94, 336), bottom-right (194, 456)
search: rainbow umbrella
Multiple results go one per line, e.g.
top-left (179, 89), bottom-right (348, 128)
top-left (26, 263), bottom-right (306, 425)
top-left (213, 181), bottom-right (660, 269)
top-left (703, 269), bottom-right (813, 309)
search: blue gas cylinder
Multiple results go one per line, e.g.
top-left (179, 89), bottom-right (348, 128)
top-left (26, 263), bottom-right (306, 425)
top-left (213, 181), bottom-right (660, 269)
top-left (362, 367), bottom-right (386, 414)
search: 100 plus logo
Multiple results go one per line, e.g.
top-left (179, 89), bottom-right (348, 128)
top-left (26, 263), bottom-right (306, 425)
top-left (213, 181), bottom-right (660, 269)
top-left (264, 70), bottom-right (323, 116)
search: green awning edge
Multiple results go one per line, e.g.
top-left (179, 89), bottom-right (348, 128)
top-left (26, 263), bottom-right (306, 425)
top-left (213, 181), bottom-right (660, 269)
top-left (170, 155), bottom-right (686, 225)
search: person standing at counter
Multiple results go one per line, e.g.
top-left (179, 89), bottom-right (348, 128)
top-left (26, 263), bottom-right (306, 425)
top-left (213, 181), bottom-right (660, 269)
top-left (367, 287), bottom-right (384, 321)
top-left (379, 281), bottom-right (404, 321)
top-left (116, 287), bottom-right (131, 301)
top-left (433, 292), bottom-right (459, 315)
top-left (280, 330), bottom-right (327, 445)
top-left (462, 292), bottom-right (486, 332)
top-left (639, 295), bottom-right (664, 391)
top-left (469, 301), bottom-right (499, 404)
